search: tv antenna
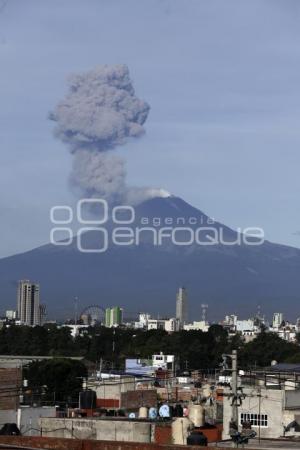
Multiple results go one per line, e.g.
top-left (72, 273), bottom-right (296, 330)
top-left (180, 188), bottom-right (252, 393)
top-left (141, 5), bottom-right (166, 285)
top-left (74, 296), bottom-right (79, 325)
top-left (201, 304), bottom-right (208, 323)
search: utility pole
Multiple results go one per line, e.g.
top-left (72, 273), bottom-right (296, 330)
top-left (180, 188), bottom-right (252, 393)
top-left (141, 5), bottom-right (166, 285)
top-left (222, 350), bottom-right (240, 428)
top-left (231, 349), bottom-right (238, 426)
top-left (111, 328), bottom-right (116, 371)
top-left (112, 329), bottom-right (116, 353)
top-left (99, 358), bottom-right (103, 379)
top-left (258, 387), bottom-right (262, 444)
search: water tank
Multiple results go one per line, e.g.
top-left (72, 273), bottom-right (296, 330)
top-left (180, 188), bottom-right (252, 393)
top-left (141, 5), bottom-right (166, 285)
top-left (149, 407), bottom-right (158, 419)
top-left (174, 403), bottom-right (183, 417)
top-left (159, 404), bottom-right (171, 418)
top-left (139, 407), bottom-right (148, 418)
top-left (79, 390), bottom-right (96, 409)
top-left (187, 431), bottom-right (208, 446)
top-left (202, 383), bottom-right (211, 398)
top-left (188, 404), bottom-right (205, 427)
top-left (172, 417), bottom-right (193, 445)
top-left (0, 424), bottom-right (21, 436)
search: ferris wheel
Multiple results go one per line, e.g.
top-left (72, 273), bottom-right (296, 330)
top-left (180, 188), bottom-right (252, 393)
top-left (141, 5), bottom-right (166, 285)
top-left (80, 305), bottom-right (105, 325)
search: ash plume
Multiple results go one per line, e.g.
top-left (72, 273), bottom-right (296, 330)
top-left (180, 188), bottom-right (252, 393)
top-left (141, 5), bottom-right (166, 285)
top-left (50, 64), bottom-right (168, 204)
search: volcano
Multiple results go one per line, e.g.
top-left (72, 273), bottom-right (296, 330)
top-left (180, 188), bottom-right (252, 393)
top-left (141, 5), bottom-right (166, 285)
top-left (1, 196), bottom-right (300, 321)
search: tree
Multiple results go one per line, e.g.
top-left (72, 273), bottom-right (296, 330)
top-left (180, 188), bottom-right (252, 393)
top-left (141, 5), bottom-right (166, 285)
top-left (295, 333), bottom-right (300, 345)
top-left (240, 332), bottom-right (299, 368)
top-left (285, 353), bottom-right (300, 364)
top-left (25, 358), bottom-right (87, 404)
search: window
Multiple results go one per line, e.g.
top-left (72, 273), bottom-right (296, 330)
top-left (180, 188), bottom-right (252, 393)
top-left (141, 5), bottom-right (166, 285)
top-left (240, 413), bottom-right (268, 428)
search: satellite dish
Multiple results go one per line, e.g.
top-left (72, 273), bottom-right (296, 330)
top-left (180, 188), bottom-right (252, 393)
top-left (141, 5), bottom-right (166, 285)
top-left (159, 404), bottom-right (170, 418)
top-left (149, 407), bottom-right (158, 419)
top-left (129, 413), bottom-right (136, 419)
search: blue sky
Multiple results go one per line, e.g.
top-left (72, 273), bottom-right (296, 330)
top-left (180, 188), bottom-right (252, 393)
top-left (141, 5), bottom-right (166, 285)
top-left (1, 0), bottom-right (300, 257)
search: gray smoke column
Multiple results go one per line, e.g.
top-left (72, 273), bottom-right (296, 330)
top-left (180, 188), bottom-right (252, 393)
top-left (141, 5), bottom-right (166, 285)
top-left (50, 64), bottom-right (169, 203)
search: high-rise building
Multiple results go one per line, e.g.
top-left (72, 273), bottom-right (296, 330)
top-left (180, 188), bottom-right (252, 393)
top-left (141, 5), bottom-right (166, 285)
top-left (17, 280), bottom-right (40, 326)
top-left (105, 306), bottom-right (123, 328)
top-left (176, 287), bottom-right (188, 325)
top-left (39, 304), bottom-right (46, 326)
top-left (272, 312), bottom-right (283, 329)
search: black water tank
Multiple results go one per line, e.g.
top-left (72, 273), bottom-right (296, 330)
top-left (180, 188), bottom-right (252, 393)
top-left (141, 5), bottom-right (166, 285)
top-left (174, 404), bottom-right (183, 417)
top-left (187, 431), bottom-right (208, 446)
top-left (0, 424), bottom-right (21, 435)
top-left (79, 390), bottom-right (97, 409)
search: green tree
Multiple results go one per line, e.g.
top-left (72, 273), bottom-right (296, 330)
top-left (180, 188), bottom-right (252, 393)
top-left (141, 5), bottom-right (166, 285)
top-left (240, 332), bottom-right (299, 368)
top-left (25, 358), bottom-right (87, 404)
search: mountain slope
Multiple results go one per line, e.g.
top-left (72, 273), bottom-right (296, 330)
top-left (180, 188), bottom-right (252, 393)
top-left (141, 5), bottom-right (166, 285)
top-left (1, 196), bottom-right (300, 321)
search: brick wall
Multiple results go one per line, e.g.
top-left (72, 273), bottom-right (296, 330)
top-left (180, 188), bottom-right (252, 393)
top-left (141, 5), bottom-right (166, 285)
top-left (96, 398), bottom-right (120, 409)
top-left (154, 423), bottom-right (172, 445)
top-left (157, 387), bottom-right (202, 402)
top-left (121, 389), bottom-right (157, 409)
top-left (0, 435), bottom-right (226, 450)
top-left (0, 367), bottom-right (22, 410)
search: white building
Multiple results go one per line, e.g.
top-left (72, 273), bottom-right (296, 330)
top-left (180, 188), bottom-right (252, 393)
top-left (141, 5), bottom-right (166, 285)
top-left (241, 330), bottom-right (257, 343)
top-left (223, 315), bottom-right (238, 328)
top-left (176, 286), bottom-right (188, 326)
top-left (272, 312), bottom-right (283, 329)
top-left (125, 353), bottom-right (176, 375)
top-left (147, 318), bottom-right (180, 332)
top-left (134, 313), bottom-right (151, 329)
top-left (223, 385), bottom-right (300, 439)
top-left (63, 324), bottom-right (89, 338)
top-left (277, 327), bottom-right (297, 343)
top-left (236, 319), bottom-right (256, 333)
top-left (164, 318), bottom-right (181, 332)
top-left (147, 319), bottom-right (165, 330)
top-left (152, 352), bottom-right (175, 371)
top-left (184, 321), bottom-right (209, 332)
top-left (17, 280), bottom-right (40, 326)
top-left (5, 310), bottom-right (16, 320)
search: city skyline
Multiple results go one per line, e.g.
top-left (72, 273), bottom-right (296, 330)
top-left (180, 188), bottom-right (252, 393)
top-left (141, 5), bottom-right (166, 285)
top-left (3, 279), bottom-right (297, 327)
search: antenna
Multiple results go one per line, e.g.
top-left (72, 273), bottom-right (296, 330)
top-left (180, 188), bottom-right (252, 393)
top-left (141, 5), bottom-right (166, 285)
top-left (74, 296), bottom-right (79, 325)
top-left (201, 304), bottom-right (208, 323)
top-left (257, 304), bottom-right (261, 318)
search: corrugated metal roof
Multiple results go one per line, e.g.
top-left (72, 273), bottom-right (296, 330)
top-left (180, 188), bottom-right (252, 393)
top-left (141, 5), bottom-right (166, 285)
top-left (269, 364), bottom-right (300, 372)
